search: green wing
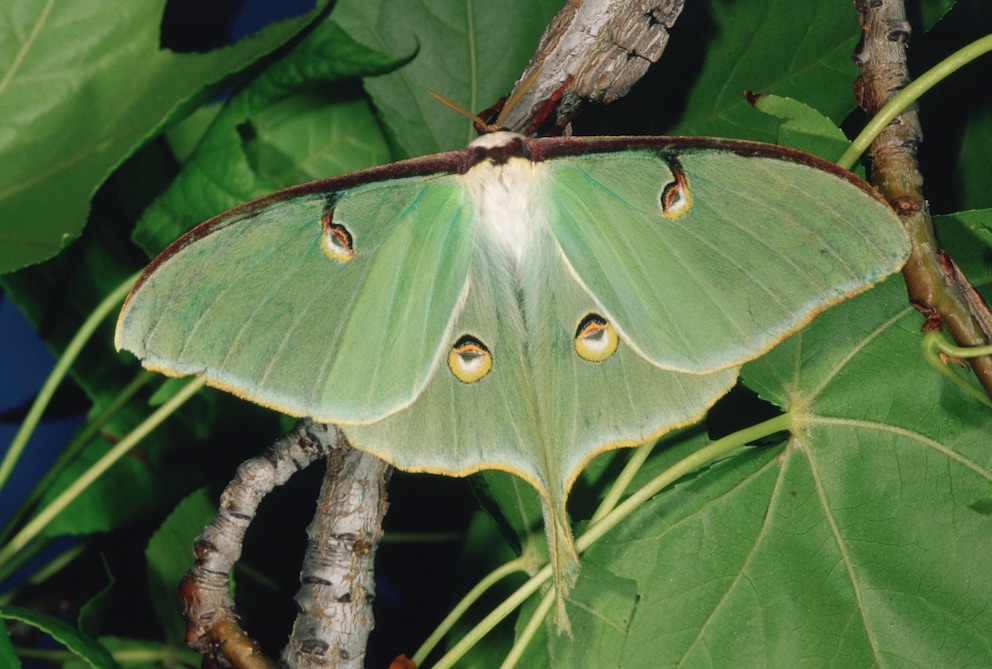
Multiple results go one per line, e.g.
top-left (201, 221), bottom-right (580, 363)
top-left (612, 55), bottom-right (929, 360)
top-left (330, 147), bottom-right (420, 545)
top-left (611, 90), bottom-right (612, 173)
top-left (544, 145), bottom-right (910, 372)
top-left (116, 173), bottom-right (474, 423)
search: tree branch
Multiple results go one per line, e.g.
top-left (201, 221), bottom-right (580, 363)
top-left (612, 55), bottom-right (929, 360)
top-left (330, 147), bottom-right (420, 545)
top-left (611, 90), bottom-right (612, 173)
top-left (853, 0), bottom-right (992, 398)
top-left (178, 420), bottom-right (349, 668)
top-left (281, 438), bottom-right (391, 668)
top-left (500, 0), bottom-right (685, 134)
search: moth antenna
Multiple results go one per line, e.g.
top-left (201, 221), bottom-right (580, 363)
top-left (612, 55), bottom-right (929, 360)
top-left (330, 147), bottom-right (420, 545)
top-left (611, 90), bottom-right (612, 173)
top-left (495, 64), bottom-right (543, 129)
top-left (428, 91), bottom-right (494, 131)
top-left (430, 64), bottom-right (545, 134)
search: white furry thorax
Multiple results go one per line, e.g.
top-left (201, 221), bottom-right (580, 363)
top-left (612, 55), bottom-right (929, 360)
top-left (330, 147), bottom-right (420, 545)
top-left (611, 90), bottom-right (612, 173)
top-left (461, 132), bottom-right (547, 266)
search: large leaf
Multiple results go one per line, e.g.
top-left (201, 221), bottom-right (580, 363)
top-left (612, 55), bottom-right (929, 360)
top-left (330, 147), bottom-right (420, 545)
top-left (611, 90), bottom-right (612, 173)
top-left (0, 0), bottom-right (330, 273)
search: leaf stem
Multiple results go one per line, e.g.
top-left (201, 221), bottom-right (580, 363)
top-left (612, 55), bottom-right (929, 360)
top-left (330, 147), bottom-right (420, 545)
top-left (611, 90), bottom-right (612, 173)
top-left (0, 535), bottom-right (48, 587)
top-left (0, 273), bottom-right (138, 494)
top-left (0, 370), bottom-right (156, 547)
top-left (430, 560), bottom-right (553, 669)
top-left (838, 33), bottom-right (992, 170)
top-left (575, 413), bottom-right (793, 554)
top-left (499, 586), bottom-right (555, 669)
top-left (415, 439), bottom-right (659, 665)
top-left (411, 555), bottom-right (533, 666)
top-left (590, 441), bottom-right (655, 524)
top-left (921, 331), bottom-right (992, 407)
top-left (924, 331), bottom-right (992, 359)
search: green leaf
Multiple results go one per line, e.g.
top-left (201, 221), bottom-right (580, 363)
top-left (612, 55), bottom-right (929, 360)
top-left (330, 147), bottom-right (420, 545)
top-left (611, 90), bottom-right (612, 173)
top-left (332, 0), bottom-right (563, 156)
top-left (0, 0), bottom-right (332, 274)
top-left (518, 562), bottom-right (638, 667)
top-left (63, 636), bottom-right (201, 669)
top-left (0, 605), bottom-right (120, 669)
top-left (969, 485), bottom-right (992, 514)
top-left (163, 102), bottom-right (225, 165)
top-left (0, 621), bottom-right (19, 669)
top-left (472, 471), bottom-right (544, 554)
top-left (933, 211), bottom-right (992, 280)
top-left (145, 489), bottom-right (217, 644)
top-left (747, 93), bottom-right (852, 161)
top-left (132, 20), bottom-right (398, 256)
top-left (77, 559), bottom-right (114, 637)
top-left (920, 0), bottom-right (957, 30)
top-left (669, 0), bottom-right (864, 141)
top-left (953, 103), bottom-right (992, 212)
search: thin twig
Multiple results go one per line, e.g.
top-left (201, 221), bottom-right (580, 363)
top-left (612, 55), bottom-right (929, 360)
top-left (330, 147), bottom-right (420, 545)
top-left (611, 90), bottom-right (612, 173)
top-left (853, 0), bottom-right (992, 398)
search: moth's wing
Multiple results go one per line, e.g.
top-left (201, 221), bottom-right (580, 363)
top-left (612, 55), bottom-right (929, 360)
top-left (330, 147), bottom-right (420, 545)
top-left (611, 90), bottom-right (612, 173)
top-left (542, 142), bottom-right (910, 373)
top-left (116, 171), bottom-right (474, 423)
top-left (343, 225), bottom-right (739, 618)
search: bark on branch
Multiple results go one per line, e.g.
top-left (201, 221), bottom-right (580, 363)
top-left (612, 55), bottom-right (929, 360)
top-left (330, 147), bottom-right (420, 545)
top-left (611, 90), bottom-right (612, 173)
top-left (281, 438), bottom-right (391, 668)
top-left (500, 0), bottom-right (685, 134)
top-left (854, 0), bottom-right (992, 397)
top-left (179, 420), bottom-right (388, 668)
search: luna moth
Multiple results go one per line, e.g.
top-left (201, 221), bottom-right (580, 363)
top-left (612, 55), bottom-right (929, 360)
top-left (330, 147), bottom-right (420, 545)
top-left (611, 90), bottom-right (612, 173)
top-left (115, 131), bottom-right (909, 622)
